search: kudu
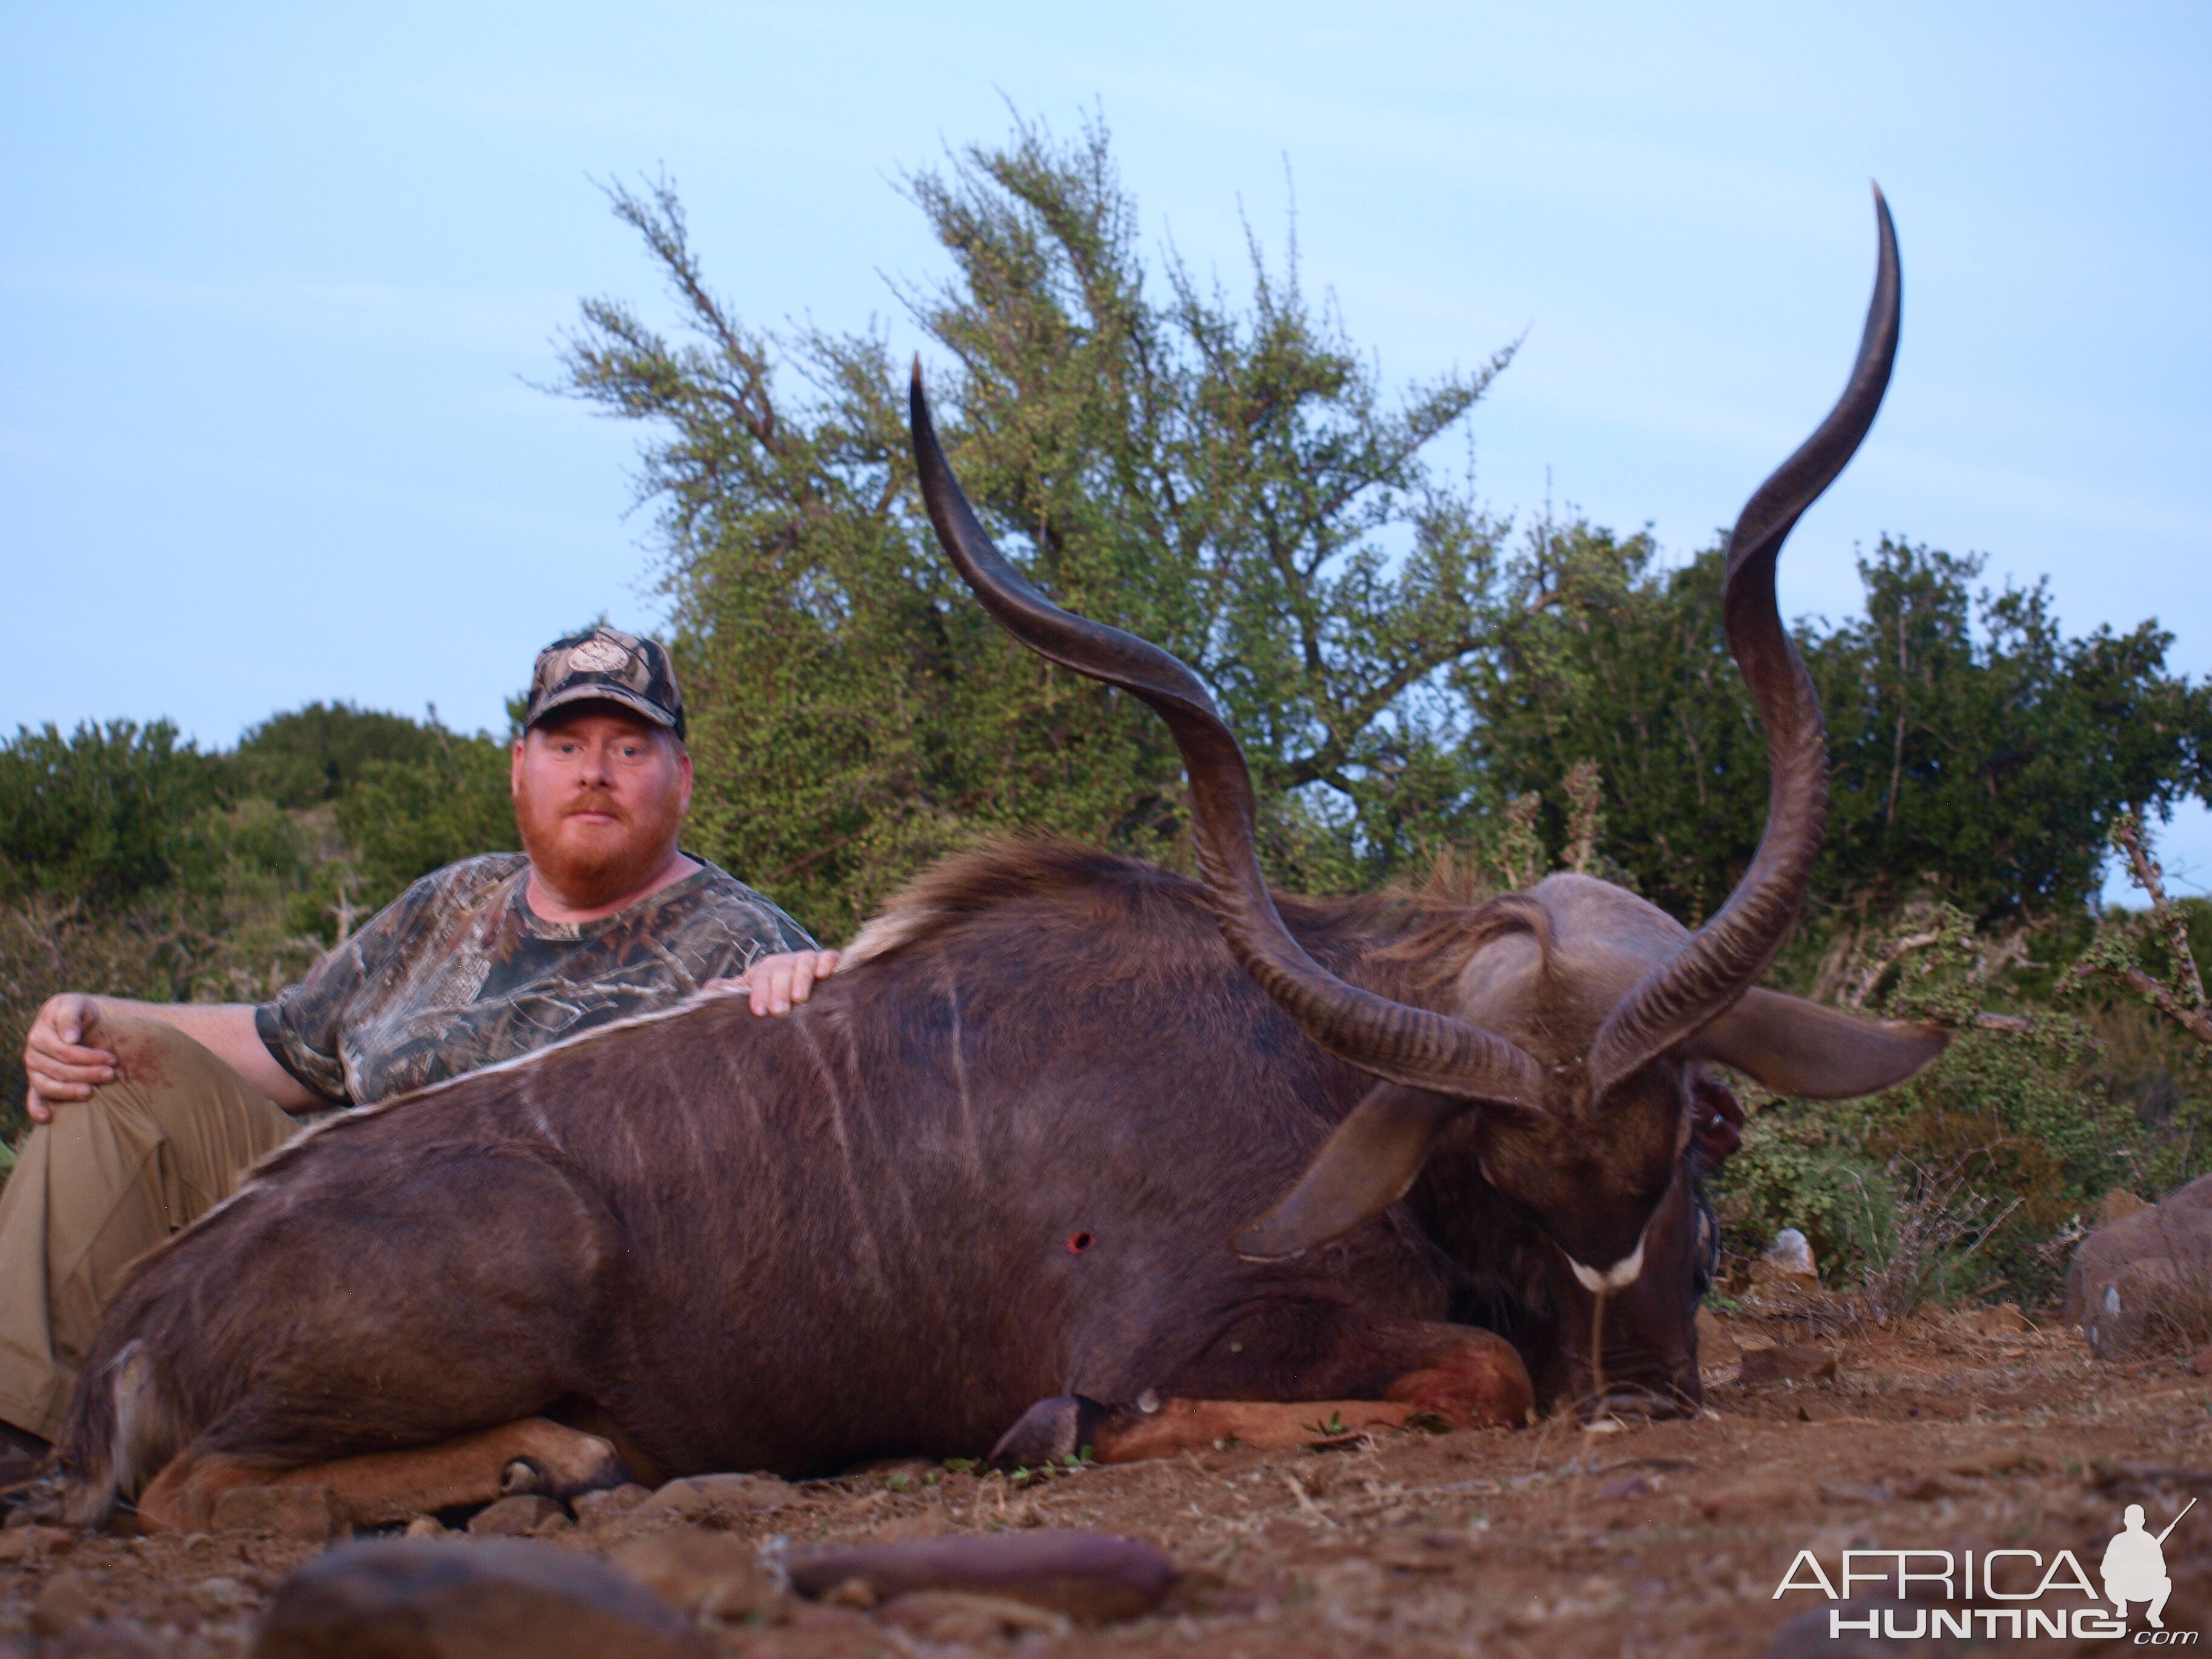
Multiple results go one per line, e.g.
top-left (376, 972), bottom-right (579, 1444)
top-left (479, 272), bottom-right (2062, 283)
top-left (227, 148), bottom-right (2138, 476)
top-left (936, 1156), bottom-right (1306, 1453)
top-left (56, 190), bottom-right (1942, 1532)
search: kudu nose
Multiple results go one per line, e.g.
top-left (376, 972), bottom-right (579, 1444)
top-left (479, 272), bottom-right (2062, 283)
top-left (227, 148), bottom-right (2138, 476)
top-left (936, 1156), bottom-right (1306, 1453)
top-left (1581, 1376), bottom-right (1703, 1424)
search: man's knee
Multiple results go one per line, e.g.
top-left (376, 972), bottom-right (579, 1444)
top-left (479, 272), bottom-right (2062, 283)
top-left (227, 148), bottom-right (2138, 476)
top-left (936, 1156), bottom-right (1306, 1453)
top-left (85, 1016), bottom-right (284, 1138)
top-left (35, 1016), bottom-right (289, 1197)
top-left (96, 1017), bottom-right (226, 1101)
top-left (28, 1019), bottom-right (196, 1153)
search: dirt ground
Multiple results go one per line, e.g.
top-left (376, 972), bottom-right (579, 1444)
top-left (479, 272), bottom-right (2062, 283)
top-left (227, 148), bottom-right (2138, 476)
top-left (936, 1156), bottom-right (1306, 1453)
top-left (2, 1307), bottom-right (2207, 1657)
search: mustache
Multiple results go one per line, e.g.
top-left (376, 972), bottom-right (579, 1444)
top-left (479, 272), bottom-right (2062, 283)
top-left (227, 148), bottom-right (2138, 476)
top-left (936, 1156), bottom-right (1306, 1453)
top-left (560, 793), bottom-right (629, 821)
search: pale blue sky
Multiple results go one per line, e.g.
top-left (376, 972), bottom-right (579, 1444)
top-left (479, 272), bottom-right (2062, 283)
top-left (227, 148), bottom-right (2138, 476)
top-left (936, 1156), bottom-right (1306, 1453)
top-left (3, 3), bottom-right (2206, 898)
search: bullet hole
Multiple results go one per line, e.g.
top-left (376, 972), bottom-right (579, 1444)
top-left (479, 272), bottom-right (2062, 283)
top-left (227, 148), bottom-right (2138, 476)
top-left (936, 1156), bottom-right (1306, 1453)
top-left (1066, 1232), bottom-right (1094, 1255)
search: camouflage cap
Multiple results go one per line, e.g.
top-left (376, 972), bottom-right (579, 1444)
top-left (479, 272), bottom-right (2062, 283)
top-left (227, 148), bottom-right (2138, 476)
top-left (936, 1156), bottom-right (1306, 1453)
top-left (525, 626), bottom-right (686, 740)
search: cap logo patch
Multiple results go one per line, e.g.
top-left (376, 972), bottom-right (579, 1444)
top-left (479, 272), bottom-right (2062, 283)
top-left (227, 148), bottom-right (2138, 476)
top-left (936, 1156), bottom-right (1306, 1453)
top-left (567, 637), bottom-right (629, 673)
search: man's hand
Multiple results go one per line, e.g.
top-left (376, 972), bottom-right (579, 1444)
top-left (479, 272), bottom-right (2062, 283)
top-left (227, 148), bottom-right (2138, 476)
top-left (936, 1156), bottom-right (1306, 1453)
top-left (708, 950), bottom-right (842, 1017)
top-left (23, 994), bottom-right (117, 1123)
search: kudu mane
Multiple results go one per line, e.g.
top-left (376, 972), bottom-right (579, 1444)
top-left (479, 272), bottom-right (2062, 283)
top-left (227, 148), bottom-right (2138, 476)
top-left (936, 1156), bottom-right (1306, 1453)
top-left (847, 834), bottom-right (1551, 1009)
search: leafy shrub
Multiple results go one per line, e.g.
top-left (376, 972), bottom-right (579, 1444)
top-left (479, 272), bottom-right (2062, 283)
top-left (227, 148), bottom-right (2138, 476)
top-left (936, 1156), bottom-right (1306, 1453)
top-left (230, 702), bottom-right (449, 809)
top-left (1710, 1094), bottom-right (1897, 1283)
top-left (1715, 890), bottom-right (2205, 1310)
top-left (335, 735), bottom-right (514, 912)
top-left (0, 722), bottom-right (224, 908)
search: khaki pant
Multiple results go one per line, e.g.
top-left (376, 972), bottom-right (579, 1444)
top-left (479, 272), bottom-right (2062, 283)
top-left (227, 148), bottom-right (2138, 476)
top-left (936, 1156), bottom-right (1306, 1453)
top-left (0, 1019), bottom-right (301, 1441)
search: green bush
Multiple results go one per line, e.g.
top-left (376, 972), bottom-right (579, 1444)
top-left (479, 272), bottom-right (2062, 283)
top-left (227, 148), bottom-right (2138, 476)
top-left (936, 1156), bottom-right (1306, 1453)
top-left (1711, 1096), bottom-right (1897, 1283)
top-left (0, 721), bottom-right (224, 908)
top-left (1714, 898), bottom-right (2202, 1309)
top-left (230, 702), bottom-right (449, 809)
top-left (335, 736), bottom-right (515, 912)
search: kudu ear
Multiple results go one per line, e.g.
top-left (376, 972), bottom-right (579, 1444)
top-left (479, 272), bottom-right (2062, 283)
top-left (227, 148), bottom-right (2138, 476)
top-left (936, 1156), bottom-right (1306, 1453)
top-left (1233, 1085), bottom-right (1471, 1261)
top-left (1688, 987), bottom-right (1948, 1099)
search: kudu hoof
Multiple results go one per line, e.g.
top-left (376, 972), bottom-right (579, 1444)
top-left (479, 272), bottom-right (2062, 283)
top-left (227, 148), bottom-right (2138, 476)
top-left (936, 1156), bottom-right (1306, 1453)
top-left (990, 1396), bottom-right (1111, 1470)
top-left (1581, 1384), bottom-right (1700, 1425)
top-left (500, 1458), bottom-right (552, 1498)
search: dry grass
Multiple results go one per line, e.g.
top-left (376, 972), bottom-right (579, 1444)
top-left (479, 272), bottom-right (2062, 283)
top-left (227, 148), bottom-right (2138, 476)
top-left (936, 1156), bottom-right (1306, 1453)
top-left (1851, 1152), bottom-right (2022, 1326)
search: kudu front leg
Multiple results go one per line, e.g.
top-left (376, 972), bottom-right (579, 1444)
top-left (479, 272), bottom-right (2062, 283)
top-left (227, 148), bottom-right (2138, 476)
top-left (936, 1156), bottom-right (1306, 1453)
top-left (135, 1417), bottom-right (625, 1532)
top-left (994, 1395), bottom-right (1438, 1467)
top-left (993, 1319), bottom-right (1532, 1467)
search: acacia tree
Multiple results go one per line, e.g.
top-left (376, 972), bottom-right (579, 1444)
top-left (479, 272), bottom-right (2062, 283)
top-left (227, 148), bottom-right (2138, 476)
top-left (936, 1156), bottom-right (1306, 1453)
top-left (1457, 531), bottom-right (2212, 931)
top-left (558, 113), bottom-right (2210, 946)
top-left (1818, 541), bottom-right (2208, 921)
top-left (557, 115), bottom-right (1518, 937)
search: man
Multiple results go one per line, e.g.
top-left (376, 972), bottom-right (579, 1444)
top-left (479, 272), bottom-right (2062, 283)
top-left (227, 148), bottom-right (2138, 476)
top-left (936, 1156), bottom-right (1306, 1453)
top-left (2102, 1503), bottom-right (2175, 1630)
top-left (0, 627), bottom-right (839, 1457)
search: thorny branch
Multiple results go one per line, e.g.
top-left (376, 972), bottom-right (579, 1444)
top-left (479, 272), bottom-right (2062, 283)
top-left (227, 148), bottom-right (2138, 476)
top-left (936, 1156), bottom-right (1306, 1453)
top-left (2062, 813), bottom-right (2212, 1048)
top-left (2119, 814), bottom-right (2209, 1011)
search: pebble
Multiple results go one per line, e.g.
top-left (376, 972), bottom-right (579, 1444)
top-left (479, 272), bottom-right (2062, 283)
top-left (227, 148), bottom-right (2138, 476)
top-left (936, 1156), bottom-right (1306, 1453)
top-left (0, 1524), bottom-right (71, 1562)
top-left (190, 1575), bottom-right (251, 1614)
top-left (249, 1535), bottom-right (711, 1658)
top-left (632, 1471), bottom-right (796, 1524)
top-left (1737, 1343), bottom-right (1839, 1386)
top-left (30, 1574), bottom-right (97, 1638)
top-left (786, 1530), bottom-right (1177, 1623)
top-left (571, 1483), bottom-right (652, 1525)
top-left (609, 1530), bottom-right (787, 1625)
top-left (1694, 1309), bottom-right (1743, 1367)
top-left (465, 1494), bottom-right (562, 1537)
top-left (876, 1589), bottom-right (1067, 1641)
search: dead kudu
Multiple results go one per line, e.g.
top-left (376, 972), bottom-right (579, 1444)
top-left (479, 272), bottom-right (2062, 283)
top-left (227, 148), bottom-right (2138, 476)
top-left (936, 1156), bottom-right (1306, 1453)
top-left (56, 191), bottom-right (1942, 1532)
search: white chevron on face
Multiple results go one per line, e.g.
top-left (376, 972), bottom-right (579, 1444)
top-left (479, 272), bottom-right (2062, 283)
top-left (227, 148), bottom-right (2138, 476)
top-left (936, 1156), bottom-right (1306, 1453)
top-left (1568, 1233), bottom-right (1647, 1293)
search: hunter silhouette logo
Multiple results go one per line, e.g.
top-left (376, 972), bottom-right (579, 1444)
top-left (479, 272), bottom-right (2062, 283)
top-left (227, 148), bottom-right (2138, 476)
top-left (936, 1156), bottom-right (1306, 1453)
top-left (2105, 1498), bottom-right (2191, 1631)
top-left (1772, 1495), bottom-right (2199, 1641)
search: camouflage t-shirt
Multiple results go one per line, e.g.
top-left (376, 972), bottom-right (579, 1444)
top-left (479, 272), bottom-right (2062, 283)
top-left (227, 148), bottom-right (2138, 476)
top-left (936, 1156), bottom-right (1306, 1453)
top-left (254, 854), bottom-right (815, 1105)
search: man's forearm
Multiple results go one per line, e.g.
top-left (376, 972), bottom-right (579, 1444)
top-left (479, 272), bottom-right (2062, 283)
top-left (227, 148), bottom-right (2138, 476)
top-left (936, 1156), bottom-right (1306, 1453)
top-left (88, 999), bottom-right (327, 1113)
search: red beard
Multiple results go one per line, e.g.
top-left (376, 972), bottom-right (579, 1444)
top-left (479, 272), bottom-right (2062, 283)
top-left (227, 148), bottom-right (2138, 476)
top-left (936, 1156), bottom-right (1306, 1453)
top-left (513, 782), bottom-right (686, 913)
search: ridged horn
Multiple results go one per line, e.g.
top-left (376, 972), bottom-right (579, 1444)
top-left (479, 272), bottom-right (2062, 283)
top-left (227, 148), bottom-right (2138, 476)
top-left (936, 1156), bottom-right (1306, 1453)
top-left (908, 363), bottom-right (1547, 1114)
top-left (1584, 185), bottom-right (1901, 1101)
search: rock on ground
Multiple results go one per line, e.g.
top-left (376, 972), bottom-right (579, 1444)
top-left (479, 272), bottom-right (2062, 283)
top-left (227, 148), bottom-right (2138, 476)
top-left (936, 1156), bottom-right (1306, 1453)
top-left (2068, 1172), bottom-right (2212, 1356)
top-left (464, 1495), bottom-right (563, 1537)
top-left (608, 1530), bottom-right (786, 1625)
top-left (786, 1530), bottom-right (1177, 1622)
top-left (249, 1536), bottom-right (711, 1659)
top-left (631, 1472), bottom-right (796, 1525)
top-left (1737, 1344), bottom-right (1839, 1386)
